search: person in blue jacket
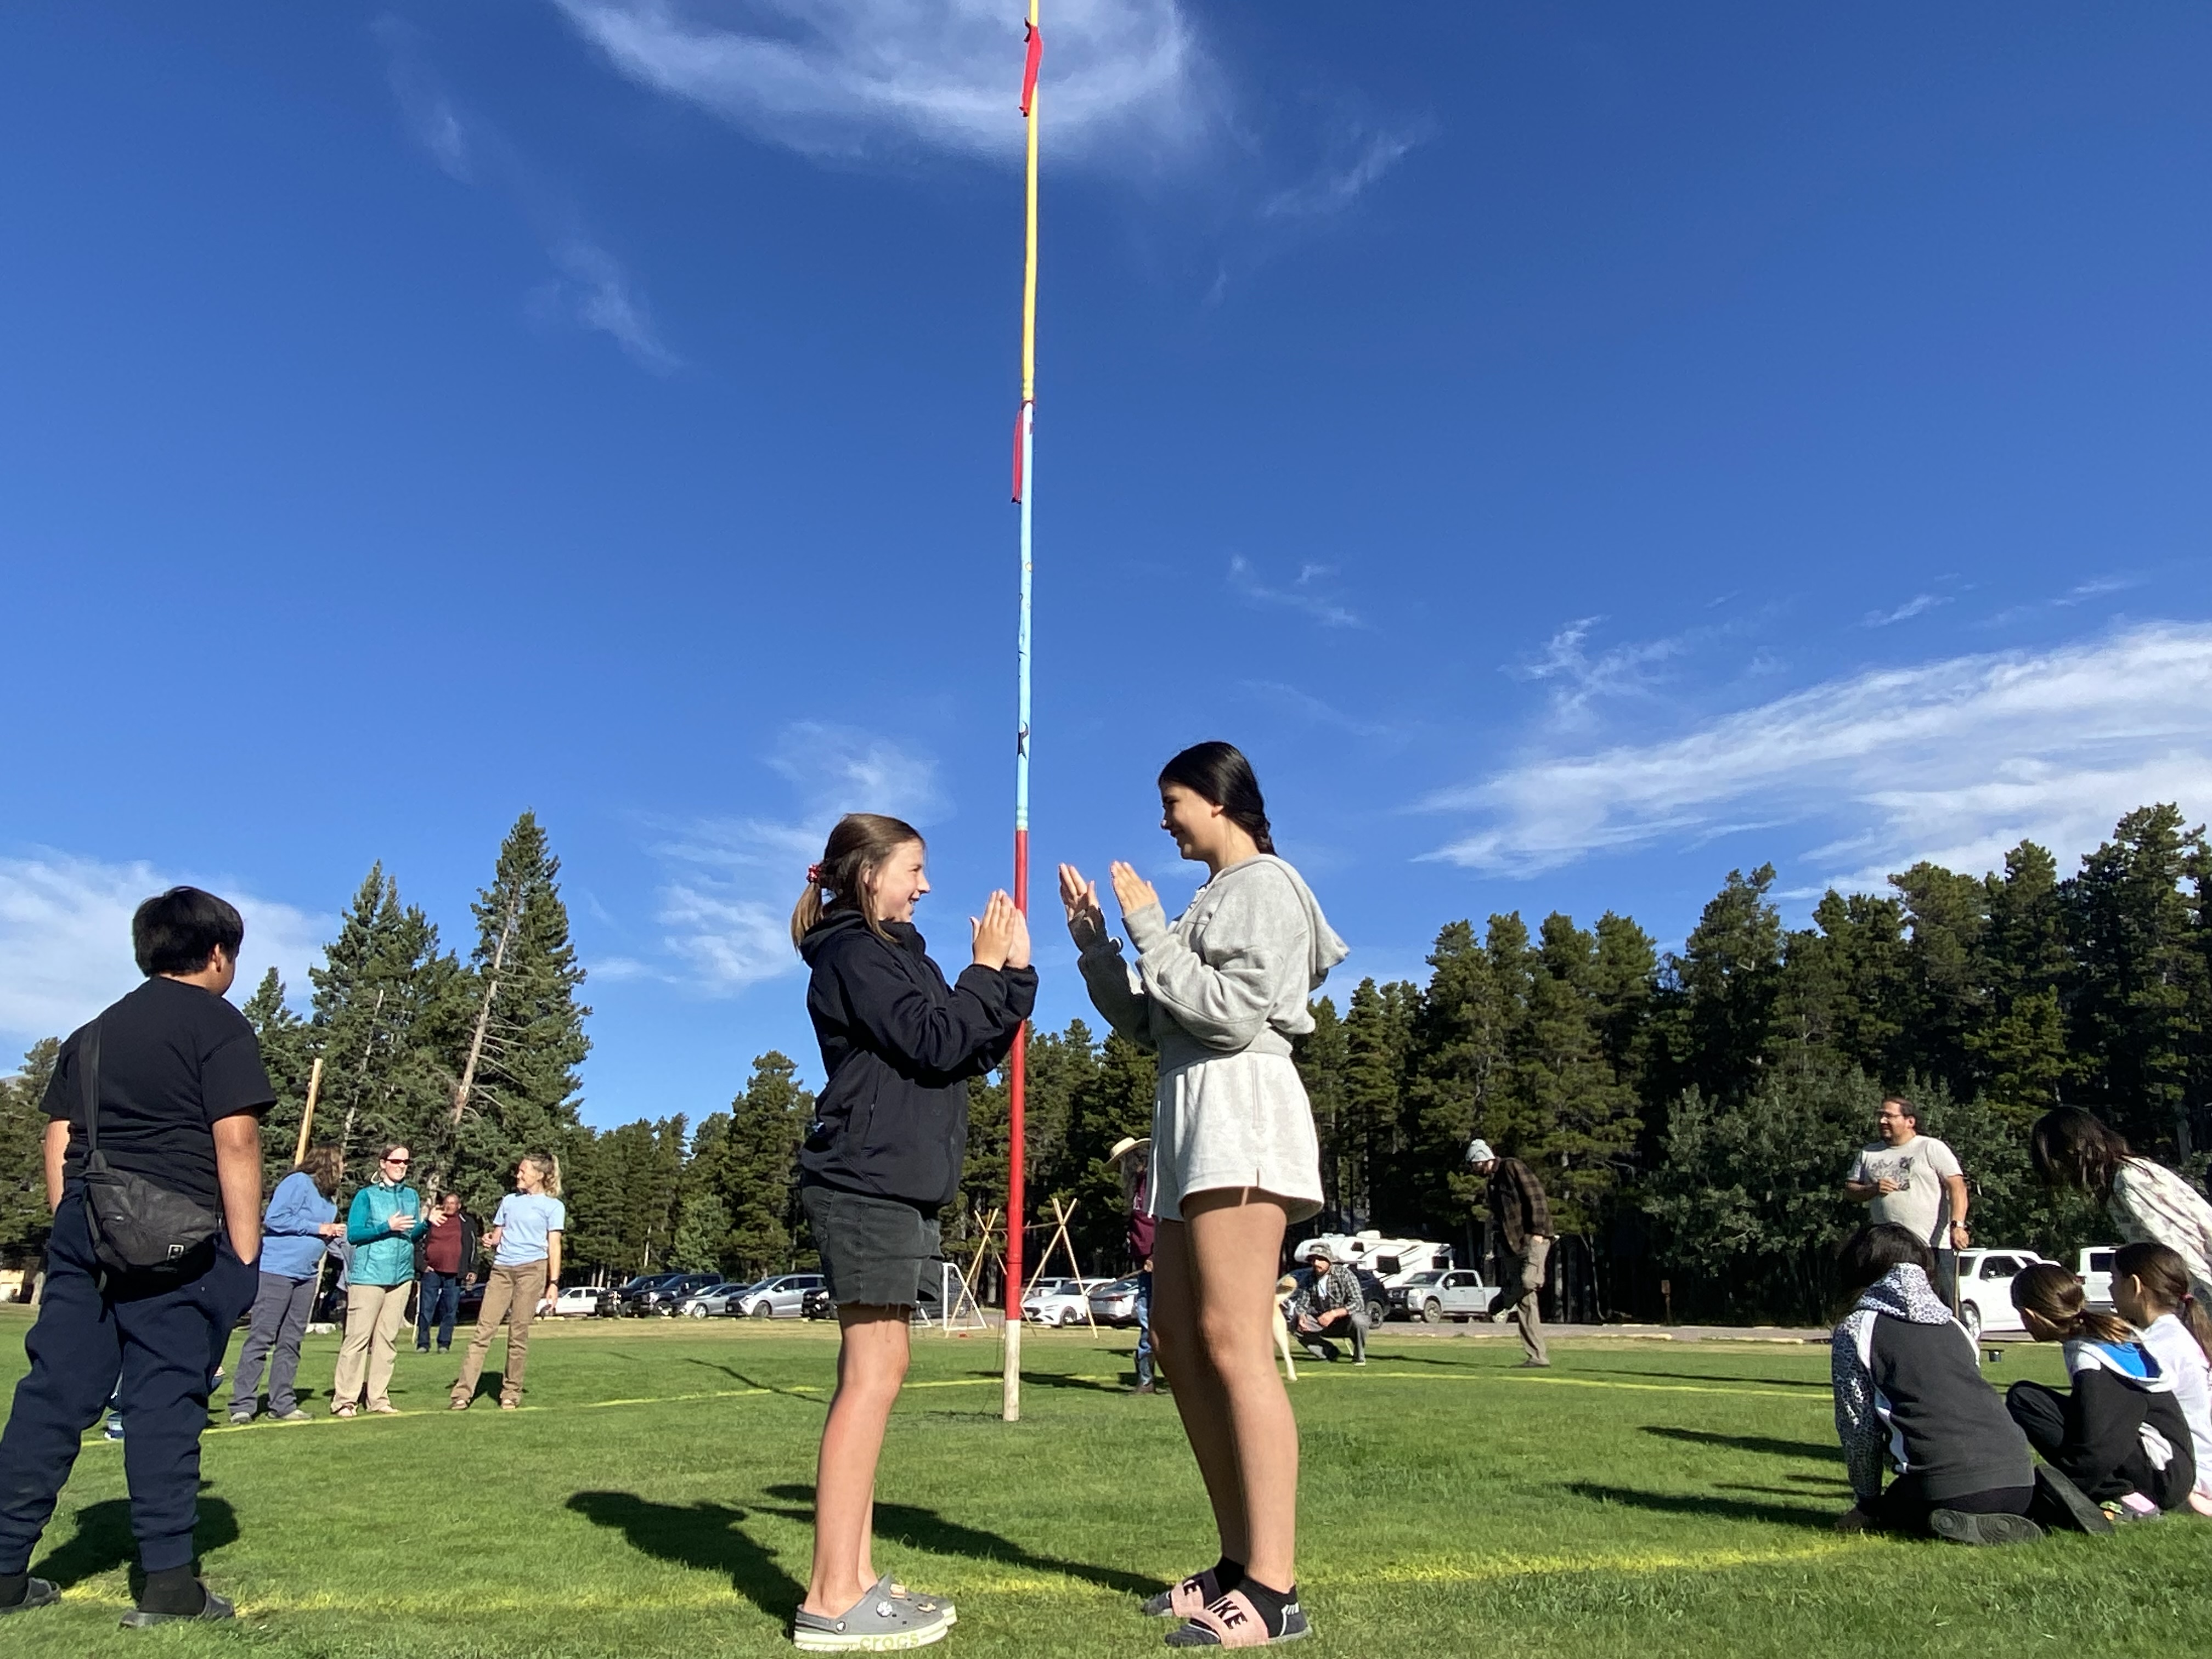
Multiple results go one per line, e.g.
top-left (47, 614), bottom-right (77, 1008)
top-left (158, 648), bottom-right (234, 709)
top-left (227, 1146), bottom-right (344, 1423)
top-left (330, 1144), bottom-right (430, 1418)
top-left (788, 812), bottom-right (1034, 1652)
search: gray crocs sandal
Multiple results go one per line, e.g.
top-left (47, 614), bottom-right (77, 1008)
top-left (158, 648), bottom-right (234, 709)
top-left (887, 1581), bottom-right (956, 1627)
top-left (792, 1576), bottom-right (950, 1652)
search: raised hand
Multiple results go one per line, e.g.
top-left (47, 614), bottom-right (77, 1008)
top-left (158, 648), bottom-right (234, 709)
top-left (1109, 861), bottom-right (1160, 921)
top-left (1005, 902), bottom-right (1032, 970)
top-left (1058, 863), bottom-right (1105, 948)
top-left (970, 890), bottom-right (1016, 970)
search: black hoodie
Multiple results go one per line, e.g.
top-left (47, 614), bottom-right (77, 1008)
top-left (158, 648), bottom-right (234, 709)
top-left (798, 911), bottom-right (1037, 1211)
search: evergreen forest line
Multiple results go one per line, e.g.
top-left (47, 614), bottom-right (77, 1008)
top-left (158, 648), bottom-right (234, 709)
top-left (2, 803), bottom-right (2208, 1323)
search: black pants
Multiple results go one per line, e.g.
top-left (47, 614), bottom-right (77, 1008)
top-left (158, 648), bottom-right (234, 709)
top-left (1872, 1475), bottom-right (2034, 1534)
top-left (2006, 1379), bottom-right (2153, 1502)
top-left (0, 1194), bottom-right (258, 1575)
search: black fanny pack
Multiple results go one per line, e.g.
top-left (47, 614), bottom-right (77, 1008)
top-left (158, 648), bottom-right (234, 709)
top-left (77, 1020), bottom-right (224, 1282)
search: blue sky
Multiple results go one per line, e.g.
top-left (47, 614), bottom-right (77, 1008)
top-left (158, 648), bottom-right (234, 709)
top-left (3, 3), bottom-right (2207, 1128)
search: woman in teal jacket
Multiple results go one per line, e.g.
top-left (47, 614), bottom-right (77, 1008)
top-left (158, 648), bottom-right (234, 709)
top-left (331, 1144), bottom-right (430, 1417)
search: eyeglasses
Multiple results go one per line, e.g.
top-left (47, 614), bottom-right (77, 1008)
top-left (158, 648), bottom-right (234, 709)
top-left (383, 1156), bottom-right (411, 1166)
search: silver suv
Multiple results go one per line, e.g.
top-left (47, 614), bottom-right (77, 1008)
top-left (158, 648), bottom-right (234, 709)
top-left (731, 1273), bottom-right (827, 1318)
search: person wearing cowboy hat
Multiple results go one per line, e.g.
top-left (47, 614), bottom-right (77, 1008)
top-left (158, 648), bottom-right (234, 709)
top-left (1110, 1136), bottom-right (1159, 1392)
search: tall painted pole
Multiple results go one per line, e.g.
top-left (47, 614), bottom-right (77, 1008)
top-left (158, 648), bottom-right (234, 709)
top-left (1004, 0), bottom-right (1042, 1425)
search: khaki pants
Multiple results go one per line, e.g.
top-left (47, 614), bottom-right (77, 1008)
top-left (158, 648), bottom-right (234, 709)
top-left (451, 1261), bottom-right (547, 1408)
top-left (1491, 1237), bottom-right (1551, 1366)
top-left (332, 1282), bottom-right (412, 1410)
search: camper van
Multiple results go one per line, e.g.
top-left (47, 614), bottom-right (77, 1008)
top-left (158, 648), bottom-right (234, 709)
top-left (1295, 1232), bottom-right (1453, 1286)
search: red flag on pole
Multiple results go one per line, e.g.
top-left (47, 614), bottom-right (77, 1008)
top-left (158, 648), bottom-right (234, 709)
top-left (1020, 22), bottom-right (1043, 117)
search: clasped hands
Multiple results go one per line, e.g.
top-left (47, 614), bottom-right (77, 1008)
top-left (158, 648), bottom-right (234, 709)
top-left (969, 890), bottom-right (1032, 972)
top-left (1057, 861), bottom-right (1159, 950)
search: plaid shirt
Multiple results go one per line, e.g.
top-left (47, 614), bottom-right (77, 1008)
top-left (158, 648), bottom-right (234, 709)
top-left (1487, 1156), bottom-right (1552, 1254)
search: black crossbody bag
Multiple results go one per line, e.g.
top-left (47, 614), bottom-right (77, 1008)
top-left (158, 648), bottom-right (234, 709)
top-left (77, 1020), bottom-right (224, 1281)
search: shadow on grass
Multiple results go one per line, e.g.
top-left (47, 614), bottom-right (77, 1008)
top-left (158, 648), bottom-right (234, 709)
top-left (33, 1494), bottom-right (240, 1587)
top-left (759, 1484), bottom-right (1158, 1595)
top-left (567, 1492), bottom-right (802, 1621)
top-left (1564, 1482), bottom-right (1835, 1531)
top-left (678, 1357), bottom-right (825, 1404)
top-left (1017, 1370), bottom-right (1127, 1394)
top-left (1643, 1426), bottom-right (1842, 1461)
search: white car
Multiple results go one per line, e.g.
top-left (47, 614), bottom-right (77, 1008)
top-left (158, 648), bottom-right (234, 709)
top-left (1388, 1268), bottom-right (1493, 1324)
top-left (2078, 1245), bottom-right (2121, 1311)
top-left (549, 1285), bottom-right (611, 1318)
top-left (1023, 1278), bottom-right (1111, 1325)
top-left (1954, 1249), bottom-right (2057, 1340)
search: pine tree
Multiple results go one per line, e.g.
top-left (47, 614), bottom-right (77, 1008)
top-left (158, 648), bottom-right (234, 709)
top-left (1968, 840), bottom-right (2076, 1126)
top-left (704, 1052), bottom-right (812, 1277)
top-left (241, 968), bottom-right (313, 1189)
top-left (1505, 913), bottom-right (1641, 1235)
top-left (1652, 865), bottom-right (1785, 1110)
top-left (444, 812), bottom-right (591, 1198)
top-left (1294, 996), bottom-right (1348, 1223)
top-left (1339, 977), bottom-right (1412, 1229)
top-left (0, 1039), bottom-right (60, 1256)
top-left (1892, 860), bottom-right (1990, 1099)
top-left (1056, 1032), bottom-right (1158, 1271)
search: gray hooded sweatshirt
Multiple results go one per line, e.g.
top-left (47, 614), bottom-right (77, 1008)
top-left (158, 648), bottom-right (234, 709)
top-left (1077, 854), bottom-right (1350, 1075)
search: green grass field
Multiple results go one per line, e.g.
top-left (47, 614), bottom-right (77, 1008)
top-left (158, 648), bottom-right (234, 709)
top-left (0, 1307), bottom-right (2200, 1657)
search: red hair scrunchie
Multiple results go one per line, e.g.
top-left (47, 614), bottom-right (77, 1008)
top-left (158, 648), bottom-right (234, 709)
top-left (806, 862), bottom-right (824, 885)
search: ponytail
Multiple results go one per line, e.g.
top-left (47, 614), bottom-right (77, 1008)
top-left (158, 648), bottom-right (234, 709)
top-left (790, 812), bottom-right (927, 950)
top-left (1158, 741), bottom-right (1276, 855)
top-left (2114, 1241), bottom-right (2212, 1364)
top-left (2011, 1261), bottom-right (2134, 1345)
top-left (523, 1151), bottom-right (562, 1199)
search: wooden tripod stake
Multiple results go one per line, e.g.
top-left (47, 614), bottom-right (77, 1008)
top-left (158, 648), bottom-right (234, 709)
top-left (1022, 1197), bottom-right (1098, 1335)
top-left (291, 1057), bottom-right (324, 1169)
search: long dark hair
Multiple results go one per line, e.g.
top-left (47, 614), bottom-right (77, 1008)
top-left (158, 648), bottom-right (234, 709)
top-left (2030, 1107), bottom-right (2131, 1201)
top-left (1158, 741), bottom-right (1274, 854)
top-left (1836, 1223), bottom-right (1933, 1294)
top-left (789, 812), bottom-right (925, 948)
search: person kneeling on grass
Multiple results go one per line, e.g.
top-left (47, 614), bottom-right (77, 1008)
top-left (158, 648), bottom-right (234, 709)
top-left (2005, 1262), bottom-right (2198, 1523)
top-left (1830, 1223), bottom-right (2044, 1544)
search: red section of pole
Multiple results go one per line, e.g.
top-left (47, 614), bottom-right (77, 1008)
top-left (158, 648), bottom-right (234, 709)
top-left (1006, 826), bottom-right (1029, 1323)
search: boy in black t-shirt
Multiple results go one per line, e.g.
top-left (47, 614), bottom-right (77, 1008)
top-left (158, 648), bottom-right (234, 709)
top-left (0, 888), bottom-right (272, 1627)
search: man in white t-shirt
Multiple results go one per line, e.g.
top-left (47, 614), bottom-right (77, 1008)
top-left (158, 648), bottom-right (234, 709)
top-left (1845, 1094), bottom-right (1971, 1305)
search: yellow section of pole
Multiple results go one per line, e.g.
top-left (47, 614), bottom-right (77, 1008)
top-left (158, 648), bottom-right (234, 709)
top-left (291, 1056), bottom-right (324, 1169)
top-left (1020, 0), bottom-right (1040, 403)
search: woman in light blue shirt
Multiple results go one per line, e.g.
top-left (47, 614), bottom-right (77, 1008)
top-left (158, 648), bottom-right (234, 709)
top-left (450, 1154), bottom-right (565, 1411)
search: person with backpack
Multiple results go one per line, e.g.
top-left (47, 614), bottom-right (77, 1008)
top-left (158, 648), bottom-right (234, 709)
top-left (0, 888), bottom-right (270, 1625)
top-left (789, 813), bottom-right (1034, 1652)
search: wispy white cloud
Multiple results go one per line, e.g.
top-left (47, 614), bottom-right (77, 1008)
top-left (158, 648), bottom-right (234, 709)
top-left (1261, 120), bottom-right (1429, 219)
top-left (1240, 679), bottom-right (1399, 741)
top-left (0, 854), bottom-right (326, 1049)
top-left (2056, 574), bottom-right (2143, 606)
top-left (1511, 617), bottom-right (1690, 726)
top-left (619, 724), bottom-right (946, 995)
top-left (1863, 592), bottom-right (1946, 627)
top-left (1425, 622), bottom-right (2212, 884)
top-left (552, 0), bottom-right (1214, 169)
top-left (1227, 556), bottom-right (1365, 630)
top-left (377, 16), bottom-right (680, 371)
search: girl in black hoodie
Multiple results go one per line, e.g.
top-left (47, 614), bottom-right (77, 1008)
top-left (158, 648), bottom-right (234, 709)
top-left (789, 813), bottom-right (1034, 1651)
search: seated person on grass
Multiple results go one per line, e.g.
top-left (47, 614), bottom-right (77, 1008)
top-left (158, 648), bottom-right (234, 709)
top-left (2006, 1262), bottom-right (2198, 1522)
top-left (2112, 1241), bottom-right (2212, 1517)
top-left (1831, 1223), bottom-right (2042, 1544)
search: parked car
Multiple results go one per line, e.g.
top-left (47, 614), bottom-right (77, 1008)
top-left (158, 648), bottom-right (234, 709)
top-left (1088, 1277), bottom-right (1142, 1327)
top-left (617, 1272), bottom-right (721, 1317)
top-left (1023, 1278), bottom-right (1112, 1325)
top-left (612, 1272), bottom-right (685, 1316)
top-left (2078, 1245), bottom-right (2121, 1311)
top-left (551, 1284), bottom-right (615, 1318)
top-left (1954, 1249), bottom-right (2058, 1340)
top-left (678, 1282), bottom-right (757, 1318)
top-left (800, 1286), bottom-right (834, 1321)
top-left (798, 1281), bottom-right (947, 1323)
top-left (1389, 1267), bottom-right (1494, 1324)
top-left (730, 1273), bottom-right (827, 1318)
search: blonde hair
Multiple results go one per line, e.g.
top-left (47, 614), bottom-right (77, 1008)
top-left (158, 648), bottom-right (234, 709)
top-left (789, 812), bottom-right (926, 949)
top-left (523, 1152), bottom-right (562, 1198)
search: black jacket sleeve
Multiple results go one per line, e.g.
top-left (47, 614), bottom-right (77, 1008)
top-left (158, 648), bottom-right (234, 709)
top-left (831, 938), bottom-right (1037, 1081)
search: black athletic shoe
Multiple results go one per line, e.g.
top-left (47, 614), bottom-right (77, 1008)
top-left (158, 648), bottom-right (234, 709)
top-left (1930, 1509), bottom-right (2043, 1546)
top-left (0, 1578), bottom-right (60, 1616)
top-left (120, 1589), bottom-right (235, 1627)
top-left (2033, 1464), bottom-right (2114, 1536)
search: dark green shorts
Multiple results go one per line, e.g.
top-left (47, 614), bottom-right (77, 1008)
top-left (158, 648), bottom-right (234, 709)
top-left (801, 1184), bottom-right (940, 1308)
